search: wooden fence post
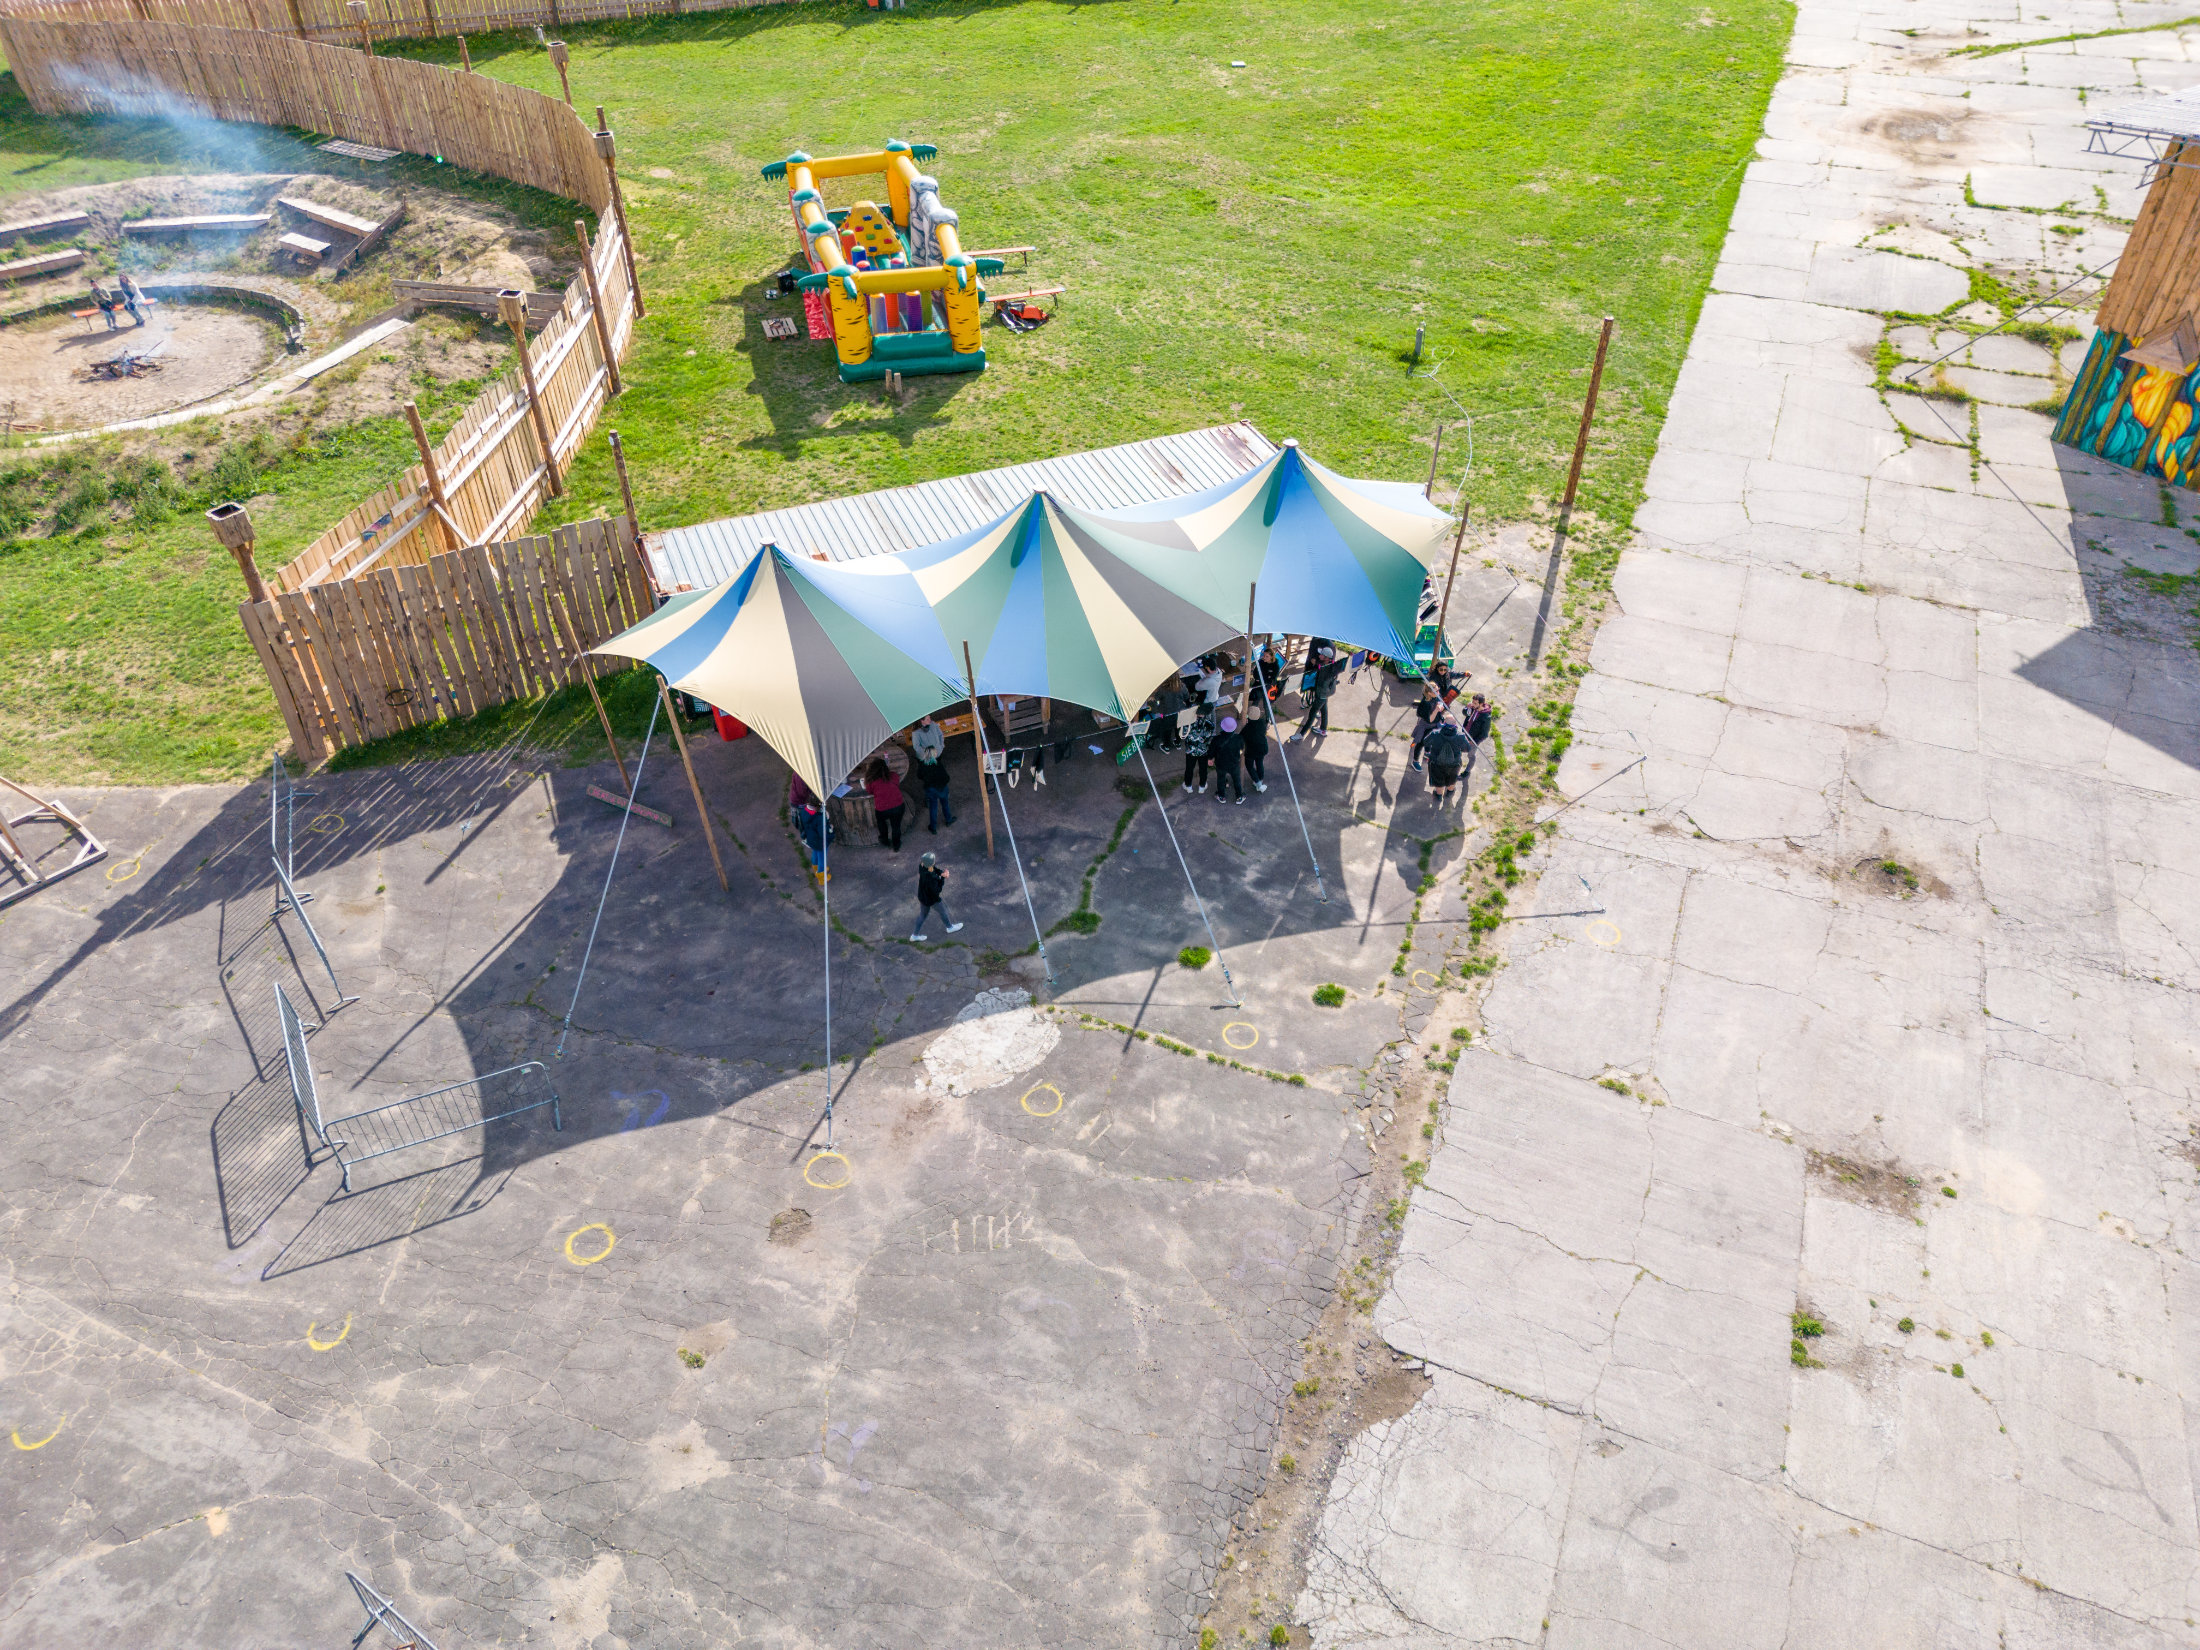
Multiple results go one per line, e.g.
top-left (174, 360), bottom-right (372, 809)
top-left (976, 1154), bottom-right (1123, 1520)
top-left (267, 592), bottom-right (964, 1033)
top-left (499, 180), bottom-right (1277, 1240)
top-left (548, 39), bottom-right (572, 106)
top-left (608, 429), bottom-right (639, 533)
top-left (576, 218), bottom-right (622, 395)
top-left (499, 289), bottom-right (565, 499)
top-left (457, 32), bottom-right (470, 70)
top-left (207, 501), bottom-right (270, 605)
top-left (404, 400), bottom-right (460, 552)
top-left (594, 108), bottom-right (645, 320)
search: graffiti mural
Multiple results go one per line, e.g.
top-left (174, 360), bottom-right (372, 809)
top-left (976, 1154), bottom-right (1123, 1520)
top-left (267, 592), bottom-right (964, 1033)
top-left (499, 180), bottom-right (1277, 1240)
top-left (2054, 327), bottom-right (2200, 483)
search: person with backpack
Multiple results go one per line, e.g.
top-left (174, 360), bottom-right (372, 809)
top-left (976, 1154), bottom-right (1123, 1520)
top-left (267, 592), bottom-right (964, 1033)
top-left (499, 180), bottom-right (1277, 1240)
top-left (1181, 703), bottom-right (1216, 792)
top-left (1424, 716), bottom-right (1469, 802)
top-left (910, 850), bottom-right (963, 942)
top-left (1210, 713), bottom-right (1246, 804)
top-left (1242, 696), bottom-right (1270, 792)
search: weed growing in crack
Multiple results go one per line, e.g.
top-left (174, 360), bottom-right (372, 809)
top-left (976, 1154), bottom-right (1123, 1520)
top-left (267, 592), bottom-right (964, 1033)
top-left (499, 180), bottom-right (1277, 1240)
top-left (678, 1349), bottom-right (705, 1369)
top-left (1312, 983), bottom-right (1345, 1007)
top-left (1898, 1317), bottom-right (1916, 1333)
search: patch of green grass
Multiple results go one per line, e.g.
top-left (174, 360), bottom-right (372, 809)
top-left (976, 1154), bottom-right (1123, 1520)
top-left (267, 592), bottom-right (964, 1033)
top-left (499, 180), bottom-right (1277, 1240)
top-left (0, 0), bottom-right (1788, 784)
top-left (1312, 982), bottom-right (1346, 1008)
top-left (1177, 944), bottom-right (1213, 971)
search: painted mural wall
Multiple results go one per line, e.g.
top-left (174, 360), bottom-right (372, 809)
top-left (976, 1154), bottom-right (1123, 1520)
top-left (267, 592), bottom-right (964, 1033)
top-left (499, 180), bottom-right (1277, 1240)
top-left (2055, 327), bottom-right (2200, 483)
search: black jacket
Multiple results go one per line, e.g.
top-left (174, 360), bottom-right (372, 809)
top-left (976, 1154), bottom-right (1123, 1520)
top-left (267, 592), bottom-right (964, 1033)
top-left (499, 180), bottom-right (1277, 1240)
top-left (918, 865), bottom-right (947, 906)
top-left (915, 758), bottom-right (951, 791)
top-left (1466, 707), bottom-right (1492, 742)
top-left (1210, 729), bottom-right (1244, 768)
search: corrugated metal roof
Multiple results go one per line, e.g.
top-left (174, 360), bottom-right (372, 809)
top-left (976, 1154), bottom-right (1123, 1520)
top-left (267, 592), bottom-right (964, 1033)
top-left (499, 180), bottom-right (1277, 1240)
top-left (646, 422), bottom-right (1278, 591)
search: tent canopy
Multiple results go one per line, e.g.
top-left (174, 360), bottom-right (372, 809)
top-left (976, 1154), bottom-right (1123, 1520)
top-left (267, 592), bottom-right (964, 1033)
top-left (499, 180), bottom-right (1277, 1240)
top-left (593, 440), bottom-right (1457, 793)
top-left (591, 545), bottom-right (963, 797)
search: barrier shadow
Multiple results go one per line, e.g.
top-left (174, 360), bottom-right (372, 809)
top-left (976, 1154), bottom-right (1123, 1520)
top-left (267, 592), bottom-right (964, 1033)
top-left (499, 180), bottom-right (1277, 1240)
top-left (262, 1158), bottom-right (511, 1280)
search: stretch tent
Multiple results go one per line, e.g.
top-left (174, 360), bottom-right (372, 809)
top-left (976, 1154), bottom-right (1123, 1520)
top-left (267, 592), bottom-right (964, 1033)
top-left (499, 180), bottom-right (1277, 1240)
top-left (1063, 439), bottom-right (1454, 659)
top-left (590, 544), bottom-right (963, 797)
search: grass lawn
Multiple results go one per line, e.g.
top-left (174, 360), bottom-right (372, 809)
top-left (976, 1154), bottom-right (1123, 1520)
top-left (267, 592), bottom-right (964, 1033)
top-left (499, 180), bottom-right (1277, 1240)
top-left (0, 0), bottom-right (1790, 786)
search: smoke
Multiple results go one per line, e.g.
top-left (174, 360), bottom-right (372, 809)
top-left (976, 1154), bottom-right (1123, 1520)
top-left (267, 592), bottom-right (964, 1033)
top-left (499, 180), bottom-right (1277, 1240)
top-left (44, 59), bottom-right (286, 175)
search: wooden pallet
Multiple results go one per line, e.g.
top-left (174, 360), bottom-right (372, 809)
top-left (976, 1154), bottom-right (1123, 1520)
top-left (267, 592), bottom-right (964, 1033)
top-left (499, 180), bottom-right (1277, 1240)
top-left (0, 776), bottom-right (107, 910)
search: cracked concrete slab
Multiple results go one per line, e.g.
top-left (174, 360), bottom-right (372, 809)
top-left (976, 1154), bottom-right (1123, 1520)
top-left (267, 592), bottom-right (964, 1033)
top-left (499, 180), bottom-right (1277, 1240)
top-left (1301, 2), bottom-right (2200, 1643)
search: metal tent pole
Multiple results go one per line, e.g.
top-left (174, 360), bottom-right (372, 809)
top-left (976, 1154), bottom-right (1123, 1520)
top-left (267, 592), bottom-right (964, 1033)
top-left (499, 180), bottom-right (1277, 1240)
top-left (821, 807), bottom-right (833, 1148)
top-left (1133, 742), bottom-right (1241, 1006)
top-left (1254, 650), bottom-right (1329, 904)
top-left (973, 709), bottom-right (1055, 986)
top-left (554, 691), bottom-right (661, 1059)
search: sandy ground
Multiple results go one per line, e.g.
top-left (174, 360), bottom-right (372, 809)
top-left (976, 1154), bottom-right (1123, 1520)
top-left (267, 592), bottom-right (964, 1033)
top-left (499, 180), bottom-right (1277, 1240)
top-left (0, 305), bottom-right (274, 427)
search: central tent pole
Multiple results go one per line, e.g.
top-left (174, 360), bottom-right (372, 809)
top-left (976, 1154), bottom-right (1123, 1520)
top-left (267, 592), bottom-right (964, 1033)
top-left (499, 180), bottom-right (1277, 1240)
top-left (1433, 501), bottom-right (1470, 658)
top-left (961, 641), bottom-right (996, 861)
top-left (972, 713), bottom-right (1055, 987)
top-left (1134, 740), bottom-right (1241, 1007)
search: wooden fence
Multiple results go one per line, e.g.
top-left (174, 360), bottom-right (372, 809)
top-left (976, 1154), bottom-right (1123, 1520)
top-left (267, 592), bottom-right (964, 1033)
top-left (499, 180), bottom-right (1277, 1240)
top-left (0, 0), bottom-right (791, 45)
top-left (0, 17), bottom-right (611, 210)
top-left (274, 212), bottom-right (635, 592)
top-left (240, 515), bottom-right (653, 761)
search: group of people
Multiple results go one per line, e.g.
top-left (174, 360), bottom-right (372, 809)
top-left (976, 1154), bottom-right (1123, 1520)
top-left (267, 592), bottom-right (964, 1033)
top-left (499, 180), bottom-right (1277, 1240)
top-left (780, 634), bottom-right (1495, 939)
top-left (86, 275), bottom-right (149, 331)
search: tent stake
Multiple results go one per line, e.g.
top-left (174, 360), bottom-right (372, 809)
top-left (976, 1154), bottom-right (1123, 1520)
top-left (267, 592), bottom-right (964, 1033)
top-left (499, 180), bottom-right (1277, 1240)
top-left (1134, 742), bottom-right (1241, 1007)
top-left (961, 641), bottom-right (996, 860)
top-left (555, 690), bottom-right (661, 1059)
top-left (659, 680), bottom-right (728, 892)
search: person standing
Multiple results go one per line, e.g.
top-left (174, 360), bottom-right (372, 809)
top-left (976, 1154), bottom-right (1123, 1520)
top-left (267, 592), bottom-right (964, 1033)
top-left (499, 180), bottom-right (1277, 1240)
top-left (1408, 683), bottom-right (1443, 771)
top-left (1292, 651), bottom-right (1341, 741)
top-left (117, 272), bottom-right (146, 327)
top-left (1181, 704), bottom-right (1215, 792)
top-left (1257, 642), bottom-right (1285, 704)
top-left (915, 748), bottom-right (954, 832)
top-left (1211, 713), bottom-right (1246, 804)
top-left (866, 758), bottom-right (906, 851)
top-left (910, 851), bottom-right (963, 942)
top-left (1242, 696), bottom-right (1270, 792)
top-left (792, 791), bottom-right (832, 880)
top-left (1465, 693), bottom-right (1493, 747)
top-left (1424, 716), bottom-right (1467, 802)
top-left (911, 714), bottom-right (945, 766)
top-left (1196, 657), bottom-right (1225, 708)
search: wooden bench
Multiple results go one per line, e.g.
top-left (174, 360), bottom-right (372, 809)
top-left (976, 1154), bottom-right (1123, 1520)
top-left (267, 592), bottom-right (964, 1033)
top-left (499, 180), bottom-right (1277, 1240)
top-left (0, 246), bottom-right (86, 284)
top-left (393, 279), bottom-right (563, 330)
top-left (279, 230), bottom-right (333, 267)
top-left (122, 214), bottom-right (271, 236)
top-left (0, 211), bottom-right (91, 241)
top-left (276, 195), bottom-right (383, 240)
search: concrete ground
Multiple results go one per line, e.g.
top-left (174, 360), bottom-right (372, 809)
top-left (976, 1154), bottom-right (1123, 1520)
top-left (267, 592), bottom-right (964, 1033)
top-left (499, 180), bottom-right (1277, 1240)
top-left (0, 558), bottom-right (1541, 1648)
top-left (1295, 4), bottom-right (2200, 1647)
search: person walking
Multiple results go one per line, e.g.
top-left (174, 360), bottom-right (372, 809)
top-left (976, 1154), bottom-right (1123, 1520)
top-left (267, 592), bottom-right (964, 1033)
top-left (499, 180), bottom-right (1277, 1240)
top-left (866, 758), bottom-right (906, 851)
top-left (117, 272), bottom-right (146, 327)
top-left (1424, 716), bottom-right (1468, 803)
top-left (915, 748), bottom-right (954, 832)
top-left (910, 851), bottom-right (963, 942)
top-left (1242, 696), bottom-right (1270, 792)
top-left (1211, 713), bottom-right (1246, 803)
top-left (911, 714), bottom-right (945, 766)
top-left (1292, 651), bottom-right (1341, 741)
top-left (1181, 704), bottom-right (1215, 793)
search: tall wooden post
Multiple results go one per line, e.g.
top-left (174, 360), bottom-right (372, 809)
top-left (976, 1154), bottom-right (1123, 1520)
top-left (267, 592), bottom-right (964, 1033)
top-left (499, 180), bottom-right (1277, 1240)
top-left (962, 640), bottom-right (995, 861)
top-left (575, 218), bottom-right (622, 395)
top-left (1559, 317), bottom-right (1616, 520)
top-left (498, 290), bottom-right (565, 498)
top-left (403, 399), bottom-right (459, 552)
top-left (1432, 502), bottom-right (1469, 661)
top-left (457, 33), bottom-right (471, 71)
top-left (594, 109), bottom-right (646, 320)
top-left (345, 0), bottom-right (372, 52)
top-left (608, 429), bottom-right (639, 531)
top-left (1423, 422), bottom-right (1445, 500)
top-left (206, 502), bottom-right (269, 606)
top-left (1239, 584), bottom-right (1257, 715)
top-left (661, 682), bottom-right (730, 893)
top-left (548, 39), bottom-right (572, 106)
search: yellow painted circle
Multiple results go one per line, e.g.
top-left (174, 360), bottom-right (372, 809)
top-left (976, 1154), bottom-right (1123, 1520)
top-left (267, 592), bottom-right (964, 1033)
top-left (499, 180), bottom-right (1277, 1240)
top-left (803, 1151), bottom-right (852, 1190)
top-left (105, 857), bottom-right (141, 884)
top-left (1221, 1022), bottom-right (1260, 1051)
top-left (563, 1222), bottom-right (617, 1265)
top-left (1588, 919), bottom-right (1622, 948)
top-left (1020, 1081), bottom-right (1065, 1117)
top-left (10, 1416), bottom-right (65, 1451)
top-left (307, 812), bottom-right (345, 835)
top-left (306, 1313), bottom-right (352, 1351)
top-left (1411, 970), bottom-right (1441, 993)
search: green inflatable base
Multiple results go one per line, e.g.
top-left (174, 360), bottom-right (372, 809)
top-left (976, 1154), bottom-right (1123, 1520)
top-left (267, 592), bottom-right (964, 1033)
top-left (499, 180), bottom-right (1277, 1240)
top-left (837, 349), bottom-right (986, 384)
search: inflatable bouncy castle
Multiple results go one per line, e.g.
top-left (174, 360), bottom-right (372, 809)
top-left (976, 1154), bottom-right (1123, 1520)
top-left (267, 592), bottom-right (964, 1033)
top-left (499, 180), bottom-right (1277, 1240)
top-left (761, 141), bottom-right (1001, 384)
